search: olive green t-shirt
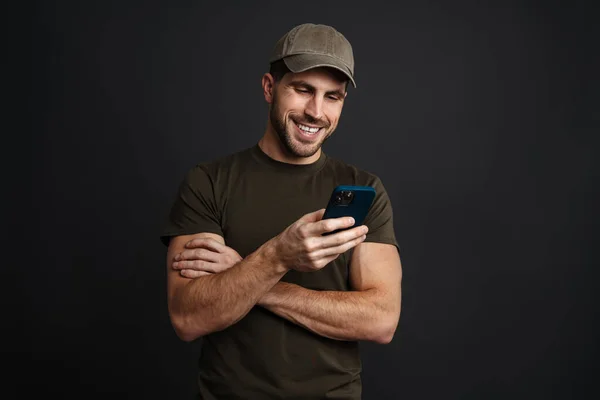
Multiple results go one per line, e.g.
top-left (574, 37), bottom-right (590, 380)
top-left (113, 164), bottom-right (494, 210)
top-left (161, 144), bottom-right (398, 400)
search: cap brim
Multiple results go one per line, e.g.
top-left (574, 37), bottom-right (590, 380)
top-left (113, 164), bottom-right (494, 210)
top-left (283, 54), bottom-right (356, 88)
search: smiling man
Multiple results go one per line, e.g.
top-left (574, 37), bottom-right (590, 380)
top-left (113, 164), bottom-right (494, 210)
top-left (160, 23), bottom-right (402, 400)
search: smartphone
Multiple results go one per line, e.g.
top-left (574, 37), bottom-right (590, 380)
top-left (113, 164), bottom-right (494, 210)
top-left (322, 185), bottom-right (376, 235)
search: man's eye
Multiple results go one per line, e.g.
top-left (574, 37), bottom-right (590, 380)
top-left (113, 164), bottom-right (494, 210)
top-left (296, 88), bottom-right (309, 93)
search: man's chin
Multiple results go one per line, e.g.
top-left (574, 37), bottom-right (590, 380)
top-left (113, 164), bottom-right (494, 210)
top-left (284, 137), bottom-right (322, 158)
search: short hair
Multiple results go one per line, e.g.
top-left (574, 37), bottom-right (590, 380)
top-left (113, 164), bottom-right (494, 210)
top-left (269, 59), bottom-right (349, 91)
top-left (269, 59), bottom-right (291, 82)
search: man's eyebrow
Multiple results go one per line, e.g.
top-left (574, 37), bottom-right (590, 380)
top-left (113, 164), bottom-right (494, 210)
top-left (288, 80), bottom-right (345, 98)
top-left (289, 80), bottom-right (316, 91)
top-left (325, 88), bottom-right (346, 98)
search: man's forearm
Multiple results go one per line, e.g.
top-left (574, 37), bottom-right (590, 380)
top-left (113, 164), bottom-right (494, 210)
top-left (172, 246), bottom-right (286, 340)
top-left (258, 282), bottom-right (396, 343)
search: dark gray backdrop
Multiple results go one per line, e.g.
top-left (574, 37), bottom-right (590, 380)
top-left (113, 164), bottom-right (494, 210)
top-left (16, 0), bottom-right (598, 398)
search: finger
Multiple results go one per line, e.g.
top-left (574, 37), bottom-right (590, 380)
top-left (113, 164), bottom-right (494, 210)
top-left (311, 217), bottom-right (360, 236)
top-left (180, 269), bottom-right (212, 278)
top-left (298, 253), bottom-right (340, 272)
top-left (223, 247), bottom-right (243, 262)
top-left (185, 238), bottom-right (226, 253)
top-left (173, 260), bottom-right (217, 272)
top-left (178, 248), bottom-right (221, 262)
top-left (312, 234), bottom-right (367, 259)
top-left (297, 208), bottom-right (326, 224)
top-left (316, 254), bottom-right (340, 269)
top-left (321, 225), bottom-right (368, 247)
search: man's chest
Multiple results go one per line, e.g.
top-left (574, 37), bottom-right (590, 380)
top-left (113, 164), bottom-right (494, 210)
top-left (221, 172), bottom-right (332, 256)
top-left (219, 172), bottom-right (350, 290)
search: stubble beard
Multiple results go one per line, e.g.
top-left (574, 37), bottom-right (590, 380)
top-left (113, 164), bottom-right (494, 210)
top-left (269, 92), bottom-right (333, 159)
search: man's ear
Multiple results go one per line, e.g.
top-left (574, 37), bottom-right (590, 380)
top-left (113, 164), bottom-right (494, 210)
top-left (262, 73), bottom-right (276, 104)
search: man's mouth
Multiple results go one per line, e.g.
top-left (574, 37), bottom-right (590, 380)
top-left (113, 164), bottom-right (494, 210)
top-left (293, 120), bottom-right (324, 136)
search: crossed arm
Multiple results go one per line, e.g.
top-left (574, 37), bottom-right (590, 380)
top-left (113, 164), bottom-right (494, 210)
top-left (166, 232), bottom-right (287, 341)
top-left (258, 243), bottom-right (401, 343)
top-left (167, 232), bottom-right (402, 343)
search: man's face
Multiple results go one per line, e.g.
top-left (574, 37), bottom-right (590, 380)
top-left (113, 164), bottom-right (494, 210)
top-left (268, 67), bottom-right (347, 159)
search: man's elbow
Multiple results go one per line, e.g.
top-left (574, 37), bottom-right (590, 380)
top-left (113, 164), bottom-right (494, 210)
top-left (170, 308), bottom-right (234, 342)
top-left (370, 312), bottom-right (400, 344)
top-left (171, 308), bottom-right (231, 342)
top-left (170, 313), bottom-right (205, 342)
top-left (175, 329), bottom-right (199, 343)
top-left (371, 324), bottom-right (396, 344)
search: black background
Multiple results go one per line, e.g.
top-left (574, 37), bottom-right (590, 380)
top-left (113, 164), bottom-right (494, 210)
top-left (14, 0), bottom-right (598, 398)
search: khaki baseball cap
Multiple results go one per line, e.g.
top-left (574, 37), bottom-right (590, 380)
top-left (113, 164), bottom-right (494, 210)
top-left (269, 23), bottom-right (356, 88)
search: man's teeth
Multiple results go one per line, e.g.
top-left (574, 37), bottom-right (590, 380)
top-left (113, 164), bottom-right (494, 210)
top-left (297, 122), bottom-right (320, 134)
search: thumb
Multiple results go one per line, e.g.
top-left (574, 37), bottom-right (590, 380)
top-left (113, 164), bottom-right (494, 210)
top-left (298, 208), bottom-right (326, 223)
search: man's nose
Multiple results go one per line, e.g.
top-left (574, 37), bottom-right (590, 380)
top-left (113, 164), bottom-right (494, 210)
top-left (304, 96), bottom-right (323, 121)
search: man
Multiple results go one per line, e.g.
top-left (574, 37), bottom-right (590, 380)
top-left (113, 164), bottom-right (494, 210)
top-left (160, 23), bottom-right (402, 399)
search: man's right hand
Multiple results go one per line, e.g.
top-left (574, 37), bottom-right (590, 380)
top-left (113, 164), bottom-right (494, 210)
top-left (268, 208), bottom-right (368, 273)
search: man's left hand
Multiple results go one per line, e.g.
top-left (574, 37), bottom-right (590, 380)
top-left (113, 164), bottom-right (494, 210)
top-left (172, 237), bottom-right (242, 278)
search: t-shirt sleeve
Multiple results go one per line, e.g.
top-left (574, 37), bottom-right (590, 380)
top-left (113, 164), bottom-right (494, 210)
top-left (160, 165), bottom-right (223, 246)
top-left (362, 176), bottom-right (399, 252)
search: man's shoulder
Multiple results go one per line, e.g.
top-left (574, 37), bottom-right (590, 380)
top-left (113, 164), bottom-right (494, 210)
top-left (187, 146), bottom-right (254, 175)
top-left (197, 146), bottom-right (254, 169)
top-left (177, 146), bottom-right (256, 192)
